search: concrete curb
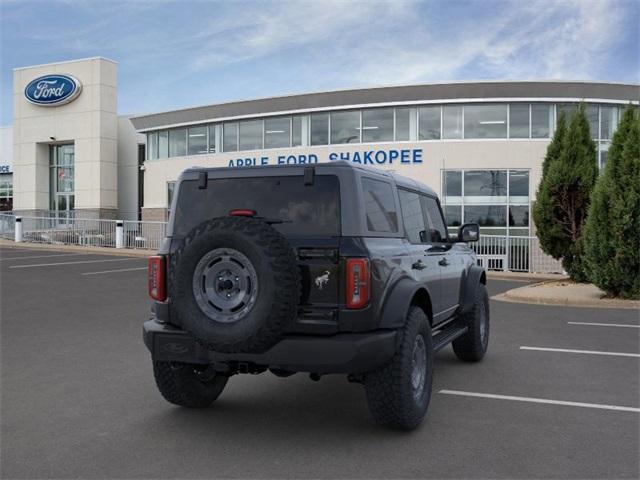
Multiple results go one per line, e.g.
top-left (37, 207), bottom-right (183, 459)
top-left (0, 238), bottom-right (154, 258)
top-left (493, 281), bottom-right (640, 310)
top-left (487, 271), bottom-right (568, 282)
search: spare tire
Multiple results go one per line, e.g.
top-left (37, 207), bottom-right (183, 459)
top-left (169, 216), bottom-right (300, 353)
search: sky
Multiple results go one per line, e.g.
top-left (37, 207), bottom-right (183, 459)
top-left (0, 0), bottom-right (638, 126)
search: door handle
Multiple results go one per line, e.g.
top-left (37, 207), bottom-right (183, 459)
top-left (438, 258), bottom-right (450, 267)
top-left (412, 260), bottom-right (426, 270)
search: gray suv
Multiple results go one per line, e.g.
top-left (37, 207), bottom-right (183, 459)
top-left (144, 161), bottom-right (489, 430)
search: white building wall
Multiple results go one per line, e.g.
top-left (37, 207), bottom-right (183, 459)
top-left (141, 140), bottom-right (549, 216)
top-left (12, 57), bottom-right (118, 217)
top-left (0, 126), bottom-right (13, 170)
top-left (117, 116), bottom-right (144, 219)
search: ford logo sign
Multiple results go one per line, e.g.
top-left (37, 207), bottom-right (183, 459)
top-left (24, 74), bottom-right (82, 106)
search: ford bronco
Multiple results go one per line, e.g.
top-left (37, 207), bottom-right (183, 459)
top-left (143, 161), bottom-right (489, 430)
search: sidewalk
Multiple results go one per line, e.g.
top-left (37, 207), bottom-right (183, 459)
top-left (494, 279), bottom-right (640, 309)
top-left (0, 238), bottom-right (154, 257)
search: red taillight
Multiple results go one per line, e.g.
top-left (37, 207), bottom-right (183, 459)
top-left (346, 258), bottom-right (370, 309)
top-left (148, 255), bottom-right (166, 301)
top-left (229, 209), bottom-right (257, 217)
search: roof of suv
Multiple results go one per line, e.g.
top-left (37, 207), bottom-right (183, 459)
top-left (183, 160), bottom-right (437, 197)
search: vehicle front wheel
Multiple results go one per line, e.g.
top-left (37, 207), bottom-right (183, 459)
top-left (153, 361), bottom-right (228, 408)
top-left (364, 306), bottom-right (433, 430)
top-left (452, 283), bottom-right (490, 362)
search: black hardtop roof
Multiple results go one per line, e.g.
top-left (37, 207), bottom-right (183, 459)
top-left (183, 161), bottom-right (437, 197)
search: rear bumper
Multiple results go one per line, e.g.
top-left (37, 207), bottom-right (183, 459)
top-left (143, 319), bottom-right (397, 374)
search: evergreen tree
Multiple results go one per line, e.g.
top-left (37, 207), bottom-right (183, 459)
top-left (584, 106), bottom-right (640, 298)
top-left (533, 104), bottom-right (598, 281)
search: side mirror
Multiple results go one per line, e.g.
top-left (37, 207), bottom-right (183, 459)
top-left (458, 223), bottom-right (480, 242)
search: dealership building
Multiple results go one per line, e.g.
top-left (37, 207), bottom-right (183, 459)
top-left (4, 57), bottom-right (638, 239)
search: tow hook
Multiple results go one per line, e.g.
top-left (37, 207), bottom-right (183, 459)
top-left (195, 365), bottom-right (217, 382)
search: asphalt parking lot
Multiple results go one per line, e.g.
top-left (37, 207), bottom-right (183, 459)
top-left (1, 245), bottom-right (638, 479)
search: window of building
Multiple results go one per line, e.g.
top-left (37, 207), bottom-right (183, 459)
top-left (586, 104), bottom-right (599, 139)
top-left (443, 170), bottom-right (462, 199)
top-left (531, 104), bottom-right (552, 138)
top-left (223, 122), bottom-right (239, 152)
top-left (158, 131), bottom-right (168, 159)
top-left (599, 142), bottom-right (610, 170)
top-left (208, 124), bottom-right (217, 153)
top-left (49, 144), bottom-right (75, 217)
top-left (421, 196), bottom-right (447, 243)
top-left (395, 107), bottom-right (411, 141)
top-left (442, 169), bottom-right (530, 236)
top-left (362, 108), bottom-right (394, 143)
top-left (509, 170), bottom-right (529, 201)
top-left (508, 205), bottom-right (529, 227)
top-left (464, 104), bottom-right (507, 139)
top-left (419, 106), bottom-right (441, 140)
top-left (0, 173), bottom-right (12, 211)
top-left (509, 104), bottom-right (529, 138)
top-left (398, 189), bottom-right (427, 243)
top-left (169, 128), bottom-right (187, 157)
top-left (187, 126), bottom-right (207, 155)
top-left (464, 205), bottom-right (507, 227)
top-left (361, 177), bottom-right (398, 233)
top-left (239, 120), bottom-right (263, 150)
top-left (444, 205), bottom-right (462, 227)
top-left (442, 105), bottom-right (463, 139)
top-left (330, 110), bottom-right (360, 144)
top-left (463, 170), bottom-right (507, 202)
top-left (147, 132), bottom-right (158, 160)
top-left (292, 116), bottom-right (303, 146)
top-left (265, 117), bottom-right (291, 149)
top-left (310, 113), bottom-right (329, 145)
top-left (600, 106), bottom-right (619, 140)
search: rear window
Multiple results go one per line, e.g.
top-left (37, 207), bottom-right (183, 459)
top-left (173, 175), bottom-right (341, 237)
top-left (361, 177), bottom-right (398, 233)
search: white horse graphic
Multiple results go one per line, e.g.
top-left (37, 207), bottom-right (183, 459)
top-left (314, 271), bottom-right (330, 290)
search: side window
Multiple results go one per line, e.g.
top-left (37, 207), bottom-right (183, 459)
top-left (361, 177), bottom-right (398, 233)
top-left (398, 189), bottom-right (427, 244)
top-left (421, 196), bottom-right (448, 243)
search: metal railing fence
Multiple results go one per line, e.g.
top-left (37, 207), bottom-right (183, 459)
top-left (471, 235), bottom-right (564, 274)
top-left (2, 214), bottom-right (564, 272)
top-left (123, 220), bottom-right (167, 251)
top-left (20, 216), bottom-right (118, 247)
top-left (0, 213), bottom-right (15, 240)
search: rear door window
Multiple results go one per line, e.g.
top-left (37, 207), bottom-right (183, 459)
top-left (174, 175), bottom-right (340, 238)
top-left (361, 177), bottom-right (398, 233)
top-left (421, 196), bottom-right (448, 243)
top-left (398, 189), bottom-right (427, 243)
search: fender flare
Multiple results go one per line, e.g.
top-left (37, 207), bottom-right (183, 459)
top-left (460, 265), bottom-right (486, 314)
top-left (379, 277), bottom-right (433, 329)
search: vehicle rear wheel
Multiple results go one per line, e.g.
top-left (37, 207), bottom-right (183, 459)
top-left (153, 361), bottom-right (228, 408)
top-left (452, 283), bottom-right (490, 362)
top-left (364, 306), bottom-right (433, 430)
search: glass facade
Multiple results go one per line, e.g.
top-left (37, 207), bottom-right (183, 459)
top-left (143, 102), bottom-right (624, 163)
top-left (0, 173), bottom-right (12, 211)
top-left (442, 169), bottom-right (530, 236)
top-left (49, 144), bottom-right (75, 217)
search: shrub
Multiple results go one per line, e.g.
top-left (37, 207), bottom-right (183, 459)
top-left (584, 106), bottom-right (640, 298)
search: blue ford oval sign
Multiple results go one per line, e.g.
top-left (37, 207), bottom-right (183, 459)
top-left (24, 74), bottom-right (82, 106)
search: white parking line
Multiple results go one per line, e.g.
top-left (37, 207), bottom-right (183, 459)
top-left (0, 253), bottom-right (87, 261)
top-left (438, 390), bottom-right (640, 413)
top-left (520, 346), bottom-right (640, 358)
top-left (10, 258), bottom-right (143, 269)
top-left (568, 321), bottom-right (640, 329)
top-left (82, 267), bottom-right (148, 276)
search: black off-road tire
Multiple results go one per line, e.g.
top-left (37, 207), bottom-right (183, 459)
top-left (153, 361), bottom-right (228, 408)
top-left (169, 216), bottom-right (300, 353)
top-left (364, 306), bottom-right (433, 430)
top-left (452, 283), bottom-right (490, 362)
